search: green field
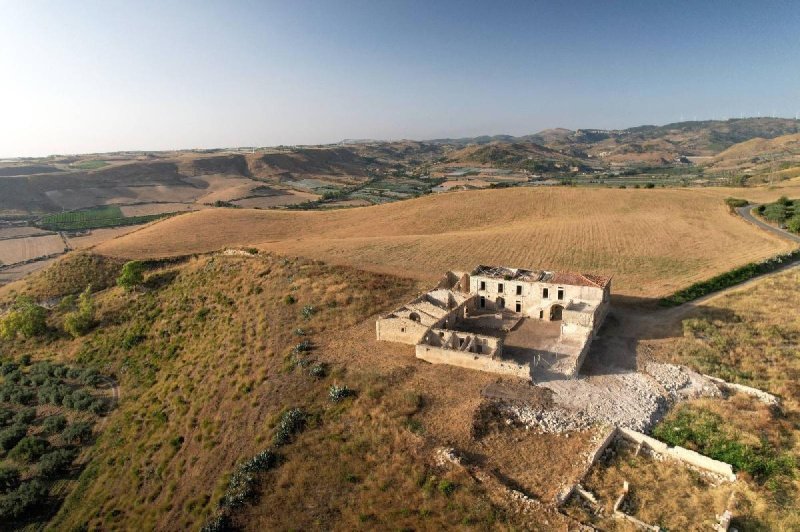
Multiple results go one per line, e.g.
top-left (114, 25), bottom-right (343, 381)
top-left (69, 160), bottom-right (109, 170)
top-left (37, 206), bottom-right (170, 231)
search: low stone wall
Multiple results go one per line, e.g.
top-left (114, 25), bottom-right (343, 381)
top-left (703, 374), bottom-right (780, 407)
top-left (617, 427), bottom-right (736, 482)
top-left (375, 318), bottom-right (428, 345)
top-left (415, 344), bottom-right (530, 379)
top-left (556, 426), bottom-right (618, 505)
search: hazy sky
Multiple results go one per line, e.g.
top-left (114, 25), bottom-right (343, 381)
top-left (1, 1), bottom-right (799, 157)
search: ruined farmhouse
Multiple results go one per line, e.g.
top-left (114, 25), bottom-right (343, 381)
top-left (376, 265), bottom-right (611, 380)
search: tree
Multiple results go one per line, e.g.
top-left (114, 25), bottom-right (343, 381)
top-left (63, 285), bottom-right (95, 338)
top-left (117, 261), bottom-right (145, 291)
top-left (8, 437), bottom-right (50, 463)
top-left (0, 466), bottom-right (20, 493)
top-left (787, 215), bottom-right (800, 234)
top-left (37, 449), bottom-right (77, 478)
top-left (0, 296), bottom-right (47, 340)
top-left (61, 421), bottom-right (93, 445)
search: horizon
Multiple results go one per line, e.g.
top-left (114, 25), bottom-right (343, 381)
top-left (2, 1), bottom-right (800, 158)
top-left (1, 115), bottom-right (799, 160)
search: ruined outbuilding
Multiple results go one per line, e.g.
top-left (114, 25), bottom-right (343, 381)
top-left (376, 265), bottom-right (611, 380)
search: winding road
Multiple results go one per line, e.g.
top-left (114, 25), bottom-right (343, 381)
top-left (736, 204), bottom-right (800, 243)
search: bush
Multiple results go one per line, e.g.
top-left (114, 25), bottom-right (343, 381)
top-left (63, 389), bottom-right (94, 411)
top-left (660, 249), bottom-right (800, 306)
top-left (201, 513), bottom-right (232, 532)
top-left (0, 296), bottom-right (48, 339)
top-left (0, 467), bottom-right (20, 493)
top-left (273, 408), bottom-right (305, 446)
top-left (9, 437), bottom-right (50, 463)
top-left (13, 408), bottom-right (36, 425)
top-left (786, 214), bottom-right (800, 234)
top-left (0, 479), bottom-right (48, 521)
top-left (438, 479), bottom-right (457, 496)
top-left (117, 260), bottom-right (145, 291)
top-left (37, 448), bottom-right (77, 478)
top-left (724, 197), bottom-right (749, 209)
top-left (0, 425), bottom-right (28, 452)
top-left (42, 415), bottom-right (67, 435)
top-left (0, 408), bottom-right (13, 426)
top-left (309, 363), bottom-right (327, 379)
top-left (301, 305), bottom-right (316, 319)
top-left (762, 202), bottom-right (788, 222)
top-left (283, 294), bottom-right (296, 305)
top-left (61, 421), bottom-right (93, 444)
top-left (63, 284), bottom-right (95, 338)
top-left (329, 384), bottom-right (353, 403)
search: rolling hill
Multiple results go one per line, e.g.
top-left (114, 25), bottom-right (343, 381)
top-left (91, 185), bottom-right (798, 298)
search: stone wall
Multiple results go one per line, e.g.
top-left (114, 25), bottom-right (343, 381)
top-left (617, 427), bottom-right (737, 482)
top-left (375, 318), bottom-right (429, 345)
top-left (415, 344), bottom-right (531, 380)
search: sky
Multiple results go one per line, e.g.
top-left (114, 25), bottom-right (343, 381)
top-left (1, 0), bottom-right (799, 157)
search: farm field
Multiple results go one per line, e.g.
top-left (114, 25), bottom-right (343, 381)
top-left (94, 186), bottom-right (797, 298)
top-left (0, 234), bottom-right (66, 265)
top-left (118, 202), bottom-right (201, 217)
top-left (232, 190), bottom-right (320, 208)
top-left (0, 227), bottom-right (53, 240)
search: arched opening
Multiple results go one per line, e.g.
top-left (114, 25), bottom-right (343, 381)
top-left (409, 312), bottom-right (420, 322)
top-left (497, 297), bottom-right (505, 309)
top-left (550, 304), bottom-right (564, 321)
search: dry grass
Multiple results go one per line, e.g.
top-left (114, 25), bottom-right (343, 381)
top-left (0, 253), bottom-right (568, 530)
top-left (0, 234), bottom-right (66, 265)
top-left (94, 186), bottom-right (797, 298)
top-left (645, 266), bottom-right (800, 529)
top-left (118, 203), bottom-right (200, 217)
top-left (565, 443), bottom-right (733, 531)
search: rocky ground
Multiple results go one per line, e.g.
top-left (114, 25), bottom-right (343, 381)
top-left (501, 362), bottom-right (719, 433)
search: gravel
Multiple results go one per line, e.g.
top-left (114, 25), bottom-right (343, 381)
top-left (502, 363), bottom-right (720, 434)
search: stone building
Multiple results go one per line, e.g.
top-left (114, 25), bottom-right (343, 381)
top-left (376, 265), bottom-right (611, 380)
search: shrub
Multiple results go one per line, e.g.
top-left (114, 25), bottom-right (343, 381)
top-left (762, 202), bottom-right (789, 222)
top-left (329, 384), bottom-right (353, 403)
top-left (63, 389), bottom-right (94, 411)
top-left (438, 479), bottom-right (457, 496)
top-left (644, 182), bottom-right (655, 189)
top-left (38, 448), bottom-right (77, 478)
top-left (0, 296), bottom-right (48, 339)
top-left (724, 197), bottom-right (749, 209)
top-left (0, 479), bottom-right (48, 521)
top-left (0, 425), bottom-right (28, 452)
top-left (0, 466), bottom-right (20, 493)
top-left (0, 362), bottom-right (18, 375)
top-left (42, 415), bottom-right (67, 435)
top-left (61, 421), bottom-right (93, 444)
top-left (63, 284), bottom-right (95, 338)
top-left (283, 294), bottom-right (296, 305)
top-left (241, 449), bottom-right (278, 473)
top-left (786, 214), bottom-right (800, 234)
top-left (0, 408), bottom-right (13, 427)
top-left (201, 513), bottom-right (232, 532)
top-left (13, 408), bottom-right (36, 425)
top-left (117, 260), bottom-right (145, 291)
top-left (9, 437), bottom-right (50, 463)
top-left (309, 363), bottom-right (327, 379)
top-left (273, 408), bottom-right (305, 446)
top-left (301, 305), bottom-right (316, 319)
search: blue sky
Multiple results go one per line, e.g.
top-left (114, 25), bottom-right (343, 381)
top-left (1, 0), bottom-right (799, 157)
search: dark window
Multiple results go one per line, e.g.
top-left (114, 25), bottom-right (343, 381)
top-left (401, 327), bottom-right (406, 333)
top-left (516, 285), bottom-right (522, 295)
top-left (543, 288), bottom-right (549, 299)
top-left (515, 302), bottom-right (521, 312)
top-left (480, 296), bottom-right (485, 308)
top-left (557, 287), bottom-right (564, 300)
top-left (498, 283), bottom-right (504, 293)
top-left (497, 297), bottom-right (505, 309)
top-left (459, 338), bottom-right (464, 347)
top-left (539, 310), bottom-right (544, 319)
top-left (480, 280), bottom-right (486, 290)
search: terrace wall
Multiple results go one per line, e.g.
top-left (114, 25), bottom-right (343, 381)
top-left (415, 344), bottom-right (530, 379)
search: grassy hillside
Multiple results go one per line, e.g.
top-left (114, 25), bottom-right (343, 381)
top-left (0, 252), bottom-right (600, 529)
top-left (645, 266), bottom-right (800, 529)
top-left (93, 186), bottom-right (797, 298)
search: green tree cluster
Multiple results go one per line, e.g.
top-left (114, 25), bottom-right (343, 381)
top-left (0, 296), bottom-right (47, 340)
top-left (63, 285), bottom-right (95, 338)
top-left (116, 261), bottom-right (145, 291)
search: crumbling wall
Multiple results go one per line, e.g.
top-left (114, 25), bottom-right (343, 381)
top-left (415, 344), bottom-right (530, 379)
top-left (375, 318), bottom-right (429, 345)
top-left (617, 427), bottom-right (736, 481)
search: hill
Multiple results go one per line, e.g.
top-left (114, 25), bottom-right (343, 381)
top-left (92, 186), bottom-right (797, 298)
top-left (444, 141), bottom-right (589, 173)
top-left (704, 133), bottom-right (800, 183)
top-left (0, 252), bottom-right (590, 530)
